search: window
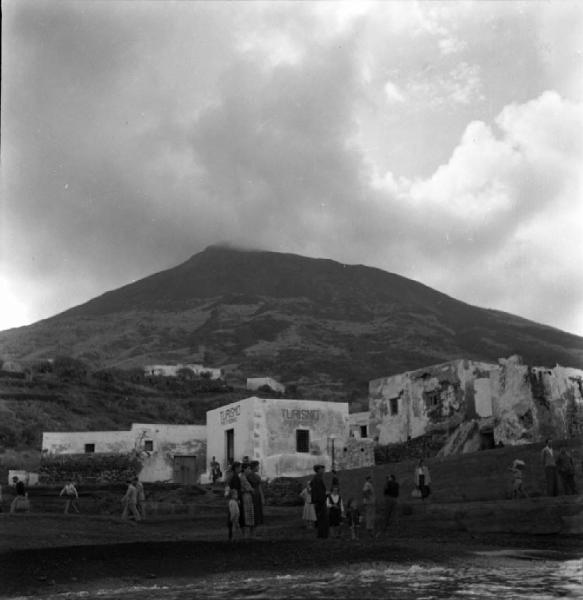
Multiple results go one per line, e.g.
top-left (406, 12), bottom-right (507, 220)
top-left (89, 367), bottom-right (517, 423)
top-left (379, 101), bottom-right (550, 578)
top-left (144, 440), bottom-right (154, 452)
top-left (360, 425), bottom-right (368, 438)
top-left (296, 429), bottom-right (310, 453)
top-left (390, 397), bottom-right (399, 416)
top-left (84, 443), bottom-right (95, 453)
top-left (425, 392), bottom-right (440, 410)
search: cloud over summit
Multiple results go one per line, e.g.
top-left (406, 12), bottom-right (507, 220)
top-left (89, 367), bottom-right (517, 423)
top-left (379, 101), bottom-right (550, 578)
top-left (1, 1), bottom-right (582, 336)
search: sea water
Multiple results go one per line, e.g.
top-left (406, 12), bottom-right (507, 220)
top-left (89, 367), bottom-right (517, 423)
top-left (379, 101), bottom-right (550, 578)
top-left (11, 551), bottom-right (583, 600)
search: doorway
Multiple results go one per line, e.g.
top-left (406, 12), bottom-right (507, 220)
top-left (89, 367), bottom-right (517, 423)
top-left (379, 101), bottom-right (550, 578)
top-left (480, 430), bottom-right (495, 450)
top-left (225, 428), bottom-right (235, 465)
top-left (173, 455), bottom-right (198, 484)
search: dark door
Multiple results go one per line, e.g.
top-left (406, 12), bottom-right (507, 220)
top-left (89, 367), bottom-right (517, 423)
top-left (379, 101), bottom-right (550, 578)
top-left (173, 455), bottom-right (198, 484)
top-left (225, 428), bottom-right (235, 465)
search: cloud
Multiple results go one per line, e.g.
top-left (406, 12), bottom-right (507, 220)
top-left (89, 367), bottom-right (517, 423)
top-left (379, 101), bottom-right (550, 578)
top-left (1, 1), bottom-right (582, 338)
top-left (384, 81), bottom-right (406, 103)
top-left (368, 91), bottom-right (583, 332)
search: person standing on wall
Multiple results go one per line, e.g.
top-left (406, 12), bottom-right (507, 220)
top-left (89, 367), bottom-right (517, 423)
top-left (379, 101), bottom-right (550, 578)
top-left (414, 459), bottom-right (431, 500)
top-left (310, 465), bottom-right (329, 539)
top-left (541, 439), bottom-right (558, 496)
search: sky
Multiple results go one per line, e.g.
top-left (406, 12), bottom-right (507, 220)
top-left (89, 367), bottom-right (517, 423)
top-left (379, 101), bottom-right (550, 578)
top-left (1, 1), bottom-right (583, 336)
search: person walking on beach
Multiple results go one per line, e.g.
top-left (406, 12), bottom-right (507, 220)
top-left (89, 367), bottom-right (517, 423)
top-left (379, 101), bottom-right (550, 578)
top-left (310, 465), bottom-right (329, 539)
top-left (383, 474), bottom-right (399, 531)
top-left (556, 447), bottom-right (577, 495)
top-left (248, 460), bottom-right (264, 527)
top-left (121, 479), bottom-right (141, 521)
top-left (345, 499), bottom-right (361, 540)
top-left (326, 485), bottom-right (344, 539)
top-left (59, 480), bottom-right (80, 514)
top-left (227, 488), bottom-right (241, 541)
top-left (240, 463), bottom-right (256, 538)
top-left (414, 459), bottom-right (431, 499)
top-left (134, 477), bottom-right (146, 519)
top-left (299, 483), bottom-right (317, 529)
top-left (9, 476), bottom-right (29, 514)
top-left (362, 475), bottom-right (376, 538)
top-left (541, 439), bottom-right (558, 496)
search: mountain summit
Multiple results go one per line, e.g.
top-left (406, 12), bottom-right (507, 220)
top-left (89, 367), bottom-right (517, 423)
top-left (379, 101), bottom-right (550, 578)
top-left (1, 245), bottom-right (582, 399)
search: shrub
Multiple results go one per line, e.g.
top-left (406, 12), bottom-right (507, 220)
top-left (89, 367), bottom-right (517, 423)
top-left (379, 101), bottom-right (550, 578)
top-left (53, 356), bottom-right (88, 381)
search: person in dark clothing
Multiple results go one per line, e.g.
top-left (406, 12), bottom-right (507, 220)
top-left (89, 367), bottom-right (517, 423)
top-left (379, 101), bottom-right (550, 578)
top-left (556, 447), bottom-right (577, 495)
top-left (331, 469), bottom-right (340, 490)
top-left (10, 477), bottom-right (29, 514)
top-left (248, 460), bottom-right (264, 526)
top-left (310, 464), bottom-right (329, 539)
top-left (383, 474), bottom-right (399, 531)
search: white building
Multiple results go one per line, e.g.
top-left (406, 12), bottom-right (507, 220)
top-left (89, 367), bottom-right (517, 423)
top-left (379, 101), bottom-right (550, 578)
top-left (42, 423), bottom-right (207, 484)
top-left (246, 377), bottom-right (285, 394)
top-left (144, 363), bottom-right (223, 380)
top-left (206, 396), bottom-right (373, 479)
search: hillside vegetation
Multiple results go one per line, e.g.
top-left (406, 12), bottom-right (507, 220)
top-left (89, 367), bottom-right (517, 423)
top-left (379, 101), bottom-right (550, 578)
top-left (0, 361), bottom-right (253, 479)
top-left (1, 246), bottom-right (582, 403)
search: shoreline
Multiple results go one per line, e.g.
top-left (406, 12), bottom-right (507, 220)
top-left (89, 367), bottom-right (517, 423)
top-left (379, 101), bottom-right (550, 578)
top-left (1, 512), bottom-right (582, 597)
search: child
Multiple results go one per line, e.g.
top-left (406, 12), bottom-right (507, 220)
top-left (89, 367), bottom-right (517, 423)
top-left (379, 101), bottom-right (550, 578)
top-left (345, 499), bottom-right (361, 540)
top-left (227, 488), bottom-right (241, 541)
top-left (299, 484), bottom-right (317, 529)
top-left (327, 485), bottom-right (344, 538)
top-left (509, 459), bottom-right (527, 499)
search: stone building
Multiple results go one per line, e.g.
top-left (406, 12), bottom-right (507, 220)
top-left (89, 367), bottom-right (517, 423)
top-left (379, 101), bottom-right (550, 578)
top-left (42, 423), bottom-right (207, 484)
top-left (369, 356), bottom-right (583, 455)
top-left (206, 396), bottom-right (373, 479)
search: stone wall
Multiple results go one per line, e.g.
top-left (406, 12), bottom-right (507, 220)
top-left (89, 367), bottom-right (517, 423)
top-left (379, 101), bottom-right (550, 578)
top-left (336, 437), bottom-right (375, 470)
top-left (39, 453), bottom-right (141, 485)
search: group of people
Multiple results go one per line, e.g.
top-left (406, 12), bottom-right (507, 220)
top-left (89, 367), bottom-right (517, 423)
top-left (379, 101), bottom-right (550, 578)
top-left (509, 439), bottom-right (578, 499)
top-left (223, 459), bottom-right (265, 540)
top-left (541, 439), bottom-right (578, 496)
top-left (299, 466), bottom-right (405, 541)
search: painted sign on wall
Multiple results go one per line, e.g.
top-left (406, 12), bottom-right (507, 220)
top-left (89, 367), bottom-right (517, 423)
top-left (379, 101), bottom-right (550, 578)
top-left (220, 405), bottom-right (241, 425)
top-left (281, 408), bottom-right (321, 421)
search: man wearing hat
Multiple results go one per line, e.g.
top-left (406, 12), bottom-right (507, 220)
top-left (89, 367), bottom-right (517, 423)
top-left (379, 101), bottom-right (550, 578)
top-left (310, 465), bottom-right (329, 538)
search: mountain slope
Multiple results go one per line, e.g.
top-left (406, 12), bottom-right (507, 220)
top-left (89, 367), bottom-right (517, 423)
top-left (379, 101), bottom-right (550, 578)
top-left (1, 245), bottom-right (582, 399)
